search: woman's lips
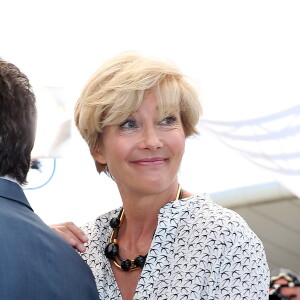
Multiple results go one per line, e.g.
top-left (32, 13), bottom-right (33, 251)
top-left (131, 157), bottom-right (167, 166)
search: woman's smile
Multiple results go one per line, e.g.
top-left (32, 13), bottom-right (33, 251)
top-left (130, 157), bottom-right (167, 166)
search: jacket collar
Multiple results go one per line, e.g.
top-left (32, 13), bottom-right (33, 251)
top-left (0, 178), bottom-right (33, 211)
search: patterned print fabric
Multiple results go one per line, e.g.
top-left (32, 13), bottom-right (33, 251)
top-left (81, 194), bottom-right (270, 299)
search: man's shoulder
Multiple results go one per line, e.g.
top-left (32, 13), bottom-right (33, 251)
top-left (0, 199), bottom-right (99, 298)
top-left (0, 192), bottom-right (83, 259)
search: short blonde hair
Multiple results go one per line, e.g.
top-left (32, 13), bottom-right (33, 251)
top-left (75, 52), bottom-right (202, 174)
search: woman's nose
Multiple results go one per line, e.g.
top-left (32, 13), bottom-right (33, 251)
top-left (138, 126), bottom-right (163, 151)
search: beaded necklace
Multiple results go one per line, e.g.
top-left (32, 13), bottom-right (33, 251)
top-left (104, 185), bottom-right (182, 272)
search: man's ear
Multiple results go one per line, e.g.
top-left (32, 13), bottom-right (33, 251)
top-left (92, 148), bottom-right (106, 164)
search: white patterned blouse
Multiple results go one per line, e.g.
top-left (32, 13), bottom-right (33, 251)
top-left (80, 194), bottom-right (270, 300)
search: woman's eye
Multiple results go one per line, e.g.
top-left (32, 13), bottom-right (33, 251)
top-left (120, 119), bottom-right (137, 129)
top-left (160, 116), bottom-right (177, 125)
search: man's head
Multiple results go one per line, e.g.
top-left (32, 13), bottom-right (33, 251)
top-left (0, 59), bottom-right (37, 184)
top-left (270, 268), bottom-right (300, 300)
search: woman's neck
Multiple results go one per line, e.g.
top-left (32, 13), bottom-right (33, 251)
top-left (120, 183), bottom-right (179, 220)
top-left (116, 182), bottom-right (182, 246)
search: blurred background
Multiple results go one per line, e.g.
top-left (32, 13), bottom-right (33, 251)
top-left (1, 0), bottom-right (299, 273)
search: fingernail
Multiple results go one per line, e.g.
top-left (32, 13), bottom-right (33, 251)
top-left (81, 235), bottom-right (88, 242)
top-left (69, 239), bottom-right (77, 246)
top-left (78, 244), bottom-right (86, 252)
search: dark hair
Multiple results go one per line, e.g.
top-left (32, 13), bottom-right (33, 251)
top-left (0, 59), bottom-right (37, 184)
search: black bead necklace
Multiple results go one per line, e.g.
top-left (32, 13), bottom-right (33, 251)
top-left (104, 185), bottom-right (182, 272)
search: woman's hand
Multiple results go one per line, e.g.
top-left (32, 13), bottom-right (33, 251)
top-left (50, 222), bottom-right (88, 253)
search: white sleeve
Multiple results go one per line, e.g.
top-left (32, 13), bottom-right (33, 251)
top-left (213, 231), bottom-right (270, 300)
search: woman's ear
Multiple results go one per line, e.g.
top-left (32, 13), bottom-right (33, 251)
top-left (92, 148), bottom-right (107, 164)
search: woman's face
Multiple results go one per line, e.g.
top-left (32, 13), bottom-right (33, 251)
top-left (93, 90), bottom-right (185, 196)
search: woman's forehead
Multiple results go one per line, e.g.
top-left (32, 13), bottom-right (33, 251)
top-left (136, 92), bottom-right (179, 115)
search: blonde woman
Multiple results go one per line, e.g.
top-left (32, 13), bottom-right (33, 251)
top-left (52, 52), bottom-right (269, 300)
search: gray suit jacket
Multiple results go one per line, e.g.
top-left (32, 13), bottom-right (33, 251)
top-left (0, 178), bottom-right (99, 300)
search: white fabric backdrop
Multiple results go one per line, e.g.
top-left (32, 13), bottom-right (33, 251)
top-left (201, 104), bottom-right (300, 197)
top-left (1, 0), bottom-right (299, 223)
